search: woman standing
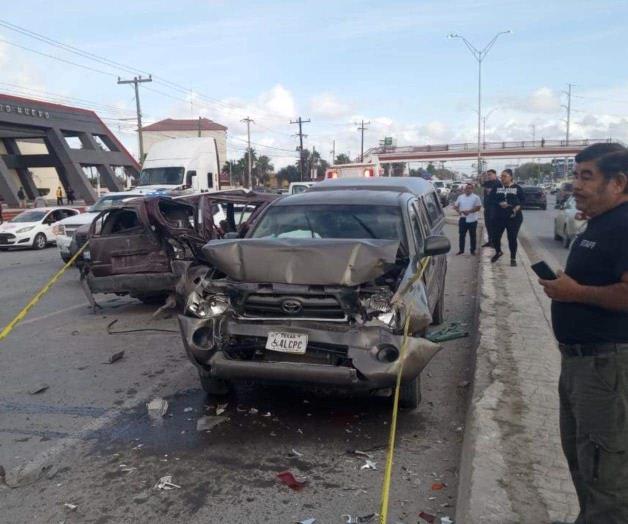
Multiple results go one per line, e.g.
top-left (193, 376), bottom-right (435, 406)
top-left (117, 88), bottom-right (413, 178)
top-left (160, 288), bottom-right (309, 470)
top-left (489, 169), bottom-right (525, 266)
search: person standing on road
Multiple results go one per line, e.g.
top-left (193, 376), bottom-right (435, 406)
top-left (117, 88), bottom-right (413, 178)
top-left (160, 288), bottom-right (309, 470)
top-left (454, 182), bottom-right (482, 255)
top-left (56, 186), bottom-right (64, 206)
top-left (490, 169), bottom-right (525, 266)
top-left (66, 187), bottom-right (75, 205)
top-left (481, 169), bottom-right (501, 247)
top-left (539, 142), bottom-right (628, 524)
top-left (17, 186), bottom-right (26, 209)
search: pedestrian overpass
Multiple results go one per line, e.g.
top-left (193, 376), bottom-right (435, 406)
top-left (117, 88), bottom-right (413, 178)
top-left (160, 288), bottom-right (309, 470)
top-left (365, 138), bottom-right (617, 164)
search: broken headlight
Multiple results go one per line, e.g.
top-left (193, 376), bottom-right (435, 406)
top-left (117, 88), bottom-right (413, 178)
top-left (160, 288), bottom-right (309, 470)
top-left (186, 291), bottom-right (229, 319)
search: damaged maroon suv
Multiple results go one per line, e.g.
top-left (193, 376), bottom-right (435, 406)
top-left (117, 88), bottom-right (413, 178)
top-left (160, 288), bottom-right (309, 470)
top-left (177, 178), bottom-right (450, 408)
top-left (81, 190), bottom-right (277, 305)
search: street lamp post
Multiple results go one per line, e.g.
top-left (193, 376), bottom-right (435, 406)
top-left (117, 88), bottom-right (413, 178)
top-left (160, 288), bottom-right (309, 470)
top-left (448, 31), bottom-right (511, 177)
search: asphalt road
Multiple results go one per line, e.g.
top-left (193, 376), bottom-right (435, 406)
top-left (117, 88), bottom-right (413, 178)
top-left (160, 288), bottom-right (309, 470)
top-left (0, 225), bottom-right (478, 524)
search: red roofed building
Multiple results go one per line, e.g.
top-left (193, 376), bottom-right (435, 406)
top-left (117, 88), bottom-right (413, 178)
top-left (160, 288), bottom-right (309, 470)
top-left (141, 118), bottom-right (227, 166)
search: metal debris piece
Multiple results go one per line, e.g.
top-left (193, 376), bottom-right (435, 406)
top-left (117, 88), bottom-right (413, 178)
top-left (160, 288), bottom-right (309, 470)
top-left (147, 398), bottom-right (168, 419)
top-left (347, 449), bottom-right (373, 459)
top-left (154, 475), bottom-right (181, 490)
top-left (216, 403), bottom-right (228, 416)
top-left (196, 415), bottom-right (228, 432)
top-left (298, 519), bottom-right (316, 524)
top-left (276, 470), bottom-right (307, 491)
top-left (360, 460), bottom-right (377, 471)
top-left (107, 351), bottom-right (125, 364)
top-left (28, 383), bottom-right (49, 395)
top-left (419, 512), bottom-right (436, 523)
top-left (290, 448), bottom-right (303, 458)
top-left (64, 503), bottom-right (78, 511)
top-left (343, 514), bottom-right (376, 523)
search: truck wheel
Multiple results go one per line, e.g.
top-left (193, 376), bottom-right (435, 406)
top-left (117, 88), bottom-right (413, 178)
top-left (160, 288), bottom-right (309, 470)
top-left (431, 287), bottom-right (445, 325)
top-left (33, 233), bottom-right (47, 250)
top-left (199, 370), bottom-right (230, 396)
top-left (399, 376), bottom-right (421, 410)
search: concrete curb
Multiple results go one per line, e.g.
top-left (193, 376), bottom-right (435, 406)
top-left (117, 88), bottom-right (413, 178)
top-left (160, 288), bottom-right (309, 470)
top-left (455, 234), bottom-right (579, 523)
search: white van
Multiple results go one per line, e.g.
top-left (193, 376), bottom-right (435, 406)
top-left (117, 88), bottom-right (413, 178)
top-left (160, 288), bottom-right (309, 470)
top-left (136, 137), bottom-right (222, 195)
top-left (324, 161), bottom-right (382, 180)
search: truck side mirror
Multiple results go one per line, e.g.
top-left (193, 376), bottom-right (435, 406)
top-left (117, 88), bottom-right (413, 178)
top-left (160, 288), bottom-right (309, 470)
top-left (423, 235), bottom-right (450, 257)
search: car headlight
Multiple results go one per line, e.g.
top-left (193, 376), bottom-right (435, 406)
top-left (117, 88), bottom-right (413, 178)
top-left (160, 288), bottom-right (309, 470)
top-left (362, 293), bottom-right (392, 314)
top-left (186, 291), bottom-right (229, 319)
top-left (16, 226), bottom-right (35, 234)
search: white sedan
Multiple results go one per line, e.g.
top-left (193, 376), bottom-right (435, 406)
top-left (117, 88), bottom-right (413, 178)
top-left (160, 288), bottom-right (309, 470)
top-left (554, 196), bottom-right (587, 248)
top-left (0, 207), bottom-right (80, 250)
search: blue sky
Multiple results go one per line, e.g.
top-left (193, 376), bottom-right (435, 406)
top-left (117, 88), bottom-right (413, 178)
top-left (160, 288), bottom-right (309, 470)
top-left (2, 0), bottom-right (628, 171)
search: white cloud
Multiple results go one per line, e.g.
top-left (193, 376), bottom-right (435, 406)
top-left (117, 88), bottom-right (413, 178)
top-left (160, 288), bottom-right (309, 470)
top-left (310, 93), bottom-right (352, 119)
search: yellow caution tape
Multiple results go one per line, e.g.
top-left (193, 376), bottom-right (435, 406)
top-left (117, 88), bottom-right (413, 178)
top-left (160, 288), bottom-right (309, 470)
top-left (0, 241), bottom-right (89, 342)
top-left (379, 256), bottom-right (431, 524)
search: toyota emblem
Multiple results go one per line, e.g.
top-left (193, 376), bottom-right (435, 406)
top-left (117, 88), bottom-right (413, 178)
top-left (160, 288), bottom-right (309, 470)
top-left (281, 299), bottom-right (303, 315)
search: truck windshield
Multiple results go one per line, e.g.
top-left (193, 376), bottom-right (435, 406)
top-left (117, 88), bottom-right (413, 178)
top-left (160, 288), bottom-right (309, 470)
top-left (138, 167), bottom-right (184, 186)
top-left (88, 195), bottom-right (140, 212)
top-left (251, 204), bottom-right (404, 240)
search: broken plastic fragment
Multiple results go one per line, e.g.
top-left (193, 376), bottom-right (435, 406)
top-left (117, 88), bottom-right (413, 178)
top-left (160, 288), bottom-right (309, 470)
top-left (298, 519), bottom-right (316, 524)
top-left (347, 449), bottom-right (373, 459)
top-left (276, 470), bottom-right (307, 491)
top-left (107, 351), bottom-right (125, 364)
top-left (154, 475), bottom-right (181, 490)
top-left (28, 383), bottom-right (49, 395)
top-left (216, 403), bottom-right (228, 415)
top-left (196, 415), bottom-right (228, 432)
top-left (418, 512), bottom-right (436, 523)
top-left (431, 482), bottom-right (446, 490)
top-left (360, 460), bottom-right (377, 471)
top-left (147, 398), bottom-right (168, 418)
top-left (183, 407), bottom-right (193, 413)
top-left (290, 448), bottom-right (303, 458)
top-left (440, 518), bottom-right (453, 524)
top-left (64, 503), bottom-right (78, 511)
top-left (343, 514), bottom-right (376, 523)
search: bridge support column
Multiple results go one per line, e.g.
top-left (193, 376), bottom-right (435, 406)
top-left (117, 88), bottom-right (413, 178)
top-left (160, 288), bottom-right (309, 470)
top-left (2, 138), bottom-right (40, 200)
top-left (0, 154), bottom-right (20, 207)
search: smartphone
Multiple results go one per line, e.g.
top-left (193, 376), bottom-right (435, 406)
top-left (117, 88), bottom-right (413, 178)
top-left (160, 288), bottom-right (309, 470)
top-left (531, 261), bottom-right (557, 280)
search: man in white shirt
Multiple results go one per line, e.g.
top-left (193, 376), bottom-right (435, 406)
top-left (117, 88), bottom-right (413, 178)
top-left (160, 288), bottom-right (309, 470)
top-left (454, 183), bottom-right (482, 255)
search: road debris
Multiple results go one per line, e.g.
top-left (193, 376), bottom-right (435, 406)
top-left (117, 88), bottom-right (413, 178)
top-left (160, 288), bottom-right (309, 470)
top-left (249, 407), bottom-right (259, 415)
top-left (28, 383), bottom-right (49, 395)
top-left (431, 482), bottom-right (447, 490)
top-left (440, 517), bottom-right (453, 524)
top-left (347, 449), bottom-right (373, 459)
top-left (147, 398), bottom-right (168, 418)
top-left (298, 519), bottom-right (316, 524)
top-left (107, 350), bottom-right (125, 364)
top-left (426, 321), bottom-right (469, 343)
top-left (216, 403), bottom-right (228, 416)
top-left (154, 475), bottom-right (181, 490)
top-left (196, 415), bottom-right (228, 432)
top-left (183, 407), bottom-right (193, 413)
top-left (64, 503), bottom-right (78, 511)
top-left (289, 448), bottom-right (303, 458)
top-left (276, 470), bottom-right (307, 491)
top-left (360, 459), bottom-right (377, 470)
top-left (343, 514), bottom-right (376, 523)
top-left (419, 512), bottom-right (436, 523)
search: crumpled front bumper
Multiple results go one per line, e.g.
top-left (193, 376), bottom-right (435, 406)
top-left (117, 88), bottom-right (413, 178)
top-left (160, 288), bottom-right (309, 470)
top-left (86, 272), bottom-right (178, 296)
top-left (178, 315), bottom-right (441, 389)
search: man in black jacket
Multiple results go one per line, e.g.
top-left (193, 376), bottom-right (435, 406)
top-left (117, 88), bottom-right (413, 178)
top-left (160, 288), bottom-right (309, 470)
top-left (481, 169), bottom-right (501, 247)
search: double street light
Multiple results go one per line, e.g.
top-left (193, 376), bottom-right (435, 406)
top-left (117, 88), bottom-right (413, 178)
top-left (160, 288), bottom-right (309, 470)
top-left (448, 30), bottom-right (512, 177)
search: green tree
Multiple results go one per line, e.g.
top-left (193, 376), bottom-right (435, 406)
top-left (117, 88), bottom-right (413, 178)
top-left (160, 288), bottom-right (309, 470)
top-left (515, 162), bottom-right (553, 183)
top-left (302, 148), bottom-right (330, 180)
top-left (255, 155), bottom-right (274, 186)
top-left (426, 163), bottom-right (436, 176)
top-left (276, 165), bottom-right (300, 184)
top-left (334, 153), bottom-right (351, 165)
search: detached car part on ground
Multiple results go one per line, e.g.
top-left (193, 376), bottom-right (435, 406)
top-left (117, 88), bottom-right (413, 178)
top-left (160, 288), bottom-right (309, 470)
top-left (80, 191), bottom-right (277, 305)
top-left (178, 178), bottom-right (451, 408)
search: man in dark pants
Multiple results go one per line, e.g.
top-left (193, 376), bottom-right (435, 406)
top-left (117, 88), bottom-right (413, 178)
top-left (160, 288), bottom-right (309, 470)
top-left (539, 142), bottom-right (628, 524)
top-left (453, 182), bottom-right (482, 255)
top-left (481, 169), bottom-right (501, 247)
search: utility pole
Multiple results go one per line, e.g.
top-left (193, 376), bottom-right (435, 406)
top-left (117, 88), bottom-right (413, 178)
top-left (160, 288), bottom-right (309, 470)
top-left (198, 116), bottom-right (202, 137)
top-left (241, 117), bottom-right (254, 188)
top-left (562, 83), bottom-right (574, 177)
top-left (290, 117), bottom-right (311, 181)
top-left (331, 140), bottom-right (336, 164)
top-left (356, 120), bottom-right (370, 162)
top-left (117, 75), bottom-right (152, 163)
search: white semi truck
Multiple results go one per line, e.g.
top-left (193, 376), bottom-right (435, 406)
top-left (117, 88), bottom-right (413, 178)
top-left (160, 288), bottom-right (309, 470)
top-left (324, 161), bottom-right (383, 180)
top-left (135, 137), bottom-right (225, 195)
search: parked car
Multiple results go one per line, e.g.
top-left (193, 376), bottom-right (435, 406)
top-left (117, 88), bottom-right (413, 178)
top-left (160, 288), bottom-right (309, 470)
top-left (0, 207), bottom-right (79, 250)
top-left (177, 177), bottom-right (450, 409)
top-left (81, 190), bottom-right (278, 305)
top-left (554, 196), bottom-right (587, 248)
top-left (53, 192), bottom-right (144, 263)
top-left (520, 186), bottom-right (547, 210)
top-left (555, 182), bottom-right (573, 207)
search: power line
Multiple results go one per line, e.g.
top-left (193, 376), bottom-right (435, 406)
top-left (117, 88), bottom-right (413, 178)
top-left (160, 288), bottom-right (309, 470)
top-left (356, 119), bottom-right (370, 162)
top-left (290, 117), bottom-right (310, 181)
top-left (118, 75), bottom-right (153, 162)
top-left (241, 117), bottom-right (254, 188)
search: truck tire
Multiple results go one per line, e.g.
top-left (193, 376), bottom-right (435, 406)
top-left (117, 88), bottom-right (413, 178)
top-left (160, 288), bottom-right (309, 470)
top-left (198, 370), bottom-right (230, 396)
top-left (399, 376), bottom-right (421, 410)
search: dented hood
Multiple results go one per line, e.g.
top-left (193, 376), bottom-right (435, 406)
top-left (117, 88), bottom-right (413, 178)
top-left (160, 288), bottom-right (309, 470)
top-left (202, 238), bottom-right (400, 286)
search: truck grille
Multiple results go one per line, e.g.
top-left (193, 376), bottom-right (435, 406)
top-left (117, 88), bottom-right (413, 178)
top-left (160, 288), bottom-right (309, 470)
top-left (242, 293), bottom-right (346, 320)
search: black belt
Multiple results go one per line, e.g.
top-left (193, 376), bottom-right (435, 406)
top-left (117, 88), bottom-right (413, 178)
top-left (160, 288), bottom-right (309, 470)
top-left (559, 342), bottom-right (628, 357)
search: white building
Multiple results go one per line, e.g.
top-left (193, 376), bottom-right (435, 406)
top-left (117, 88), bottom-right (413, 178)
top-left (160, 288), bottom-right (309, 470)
top-left (141, 118), bottom-right (227, 167)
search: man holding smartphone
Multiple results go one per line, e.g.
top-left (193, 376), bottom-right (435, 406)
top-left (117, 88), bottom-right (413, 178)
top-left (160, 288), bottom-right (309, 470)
top-left (539, 142), bottom-right (628, 523)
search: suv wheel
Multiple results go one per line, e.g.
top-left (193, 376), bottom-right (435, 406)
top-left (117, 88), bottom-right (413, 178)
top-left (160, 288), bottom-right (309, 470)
top-left (199, 370), bottom-right (230, 396)
top-left (399, 375), bottom-right (421, 409)
top-left (33, 233), bottom-right (47, 250)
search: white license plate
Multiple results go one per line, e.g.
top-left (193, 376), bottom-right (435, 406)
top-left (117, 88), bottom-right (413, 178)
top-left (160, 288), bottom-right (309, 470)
top-left (265, 332), bottom-right (308, 354)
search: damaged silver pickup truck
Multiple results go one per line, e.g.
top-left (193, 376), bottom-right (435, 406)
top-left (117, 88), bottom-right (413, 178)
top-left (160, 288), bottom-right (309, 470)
top-left (178, 178), bottom-right (450, 408)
